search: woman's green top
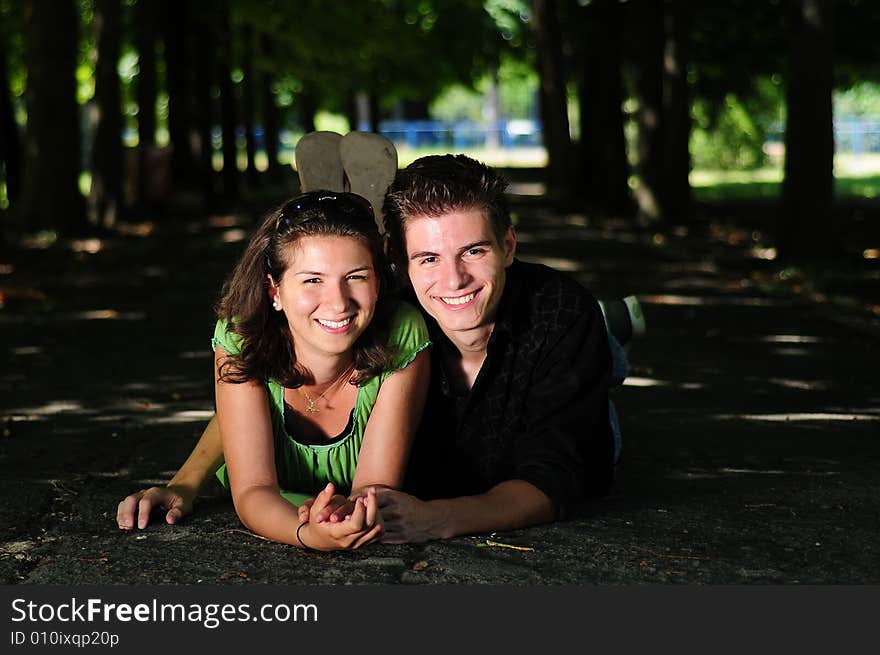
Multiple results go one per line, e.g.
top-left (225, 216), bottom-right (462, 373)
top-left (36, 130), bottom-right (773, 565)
top-left (212, 301), bottom-right (430, 506)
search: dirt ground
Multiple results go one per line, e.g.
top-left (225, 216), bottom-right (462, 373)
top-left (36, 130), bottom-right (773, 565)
top-left (1, 185), bottom-right (878, 585)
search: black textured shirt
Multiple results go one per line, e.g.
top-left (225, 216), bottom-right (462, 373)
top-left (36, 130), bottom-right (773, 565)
top-left (404, 259), bottom-right (614, 517)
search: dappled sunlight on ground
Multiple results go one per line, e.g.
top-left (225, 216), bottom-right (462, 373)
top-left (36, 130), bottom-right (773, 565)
top-left (147, 409), bottom-right (215, 425)
top-left (1, 177), bottom-right (878, 585)
top-left (641, 293), bottom-right (789, 307)
top-left (622, 377), bottom-right (705, 390)
top-left (760, 335), bottom-right (823, 344)
top-left (525, 255), bottom-right (583, 272)
top-left (667, 467), bottom-right (840, 480)
top-left (713, 412), bottom-right (880, 422)
top-left (767, 378), bottom-right (831, 391)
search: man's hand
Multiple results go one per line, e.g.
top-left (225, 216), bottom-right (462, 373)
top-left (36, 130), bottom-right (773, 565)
top-left (374, 488), bottom-right (449, 544)
top-left (116, 485), bottom-right (194, 530)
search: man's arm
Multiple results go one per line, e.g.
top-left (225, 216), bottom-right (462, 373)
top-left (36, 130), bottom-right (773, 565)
top-left (116, 415), bottom-right (224, 529)
top-left (377, 480), bottom-right (553, 543)
top-left (514, 293), bottom-right (614, 516)
top-left (379, 292), bottom-right (613, 543)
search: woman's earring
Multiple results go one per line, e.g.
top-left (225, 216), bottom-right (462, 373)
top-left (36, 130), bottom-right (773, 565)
top-left (272, 301), bottom-right (281, 311)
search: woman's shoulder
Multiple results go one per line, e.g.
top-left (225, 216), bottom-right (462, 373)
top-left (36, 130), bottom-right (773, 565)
top-left (385, 300), bottom-right (430, 368)
top-left (212, 317), bottom-right (243, 355)
top-left (388, 299), bottom-right (426, 328)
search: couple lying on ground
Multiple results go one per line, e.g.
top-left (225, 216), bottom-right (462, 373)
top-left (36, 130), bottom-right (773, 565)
top-left (117, 136), bottom-right (642, 550)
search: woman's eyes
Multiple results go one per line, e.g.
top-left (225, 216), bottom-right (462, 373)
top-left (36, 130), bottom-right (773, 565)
top-left (301, 275), bottom-right (369, 284)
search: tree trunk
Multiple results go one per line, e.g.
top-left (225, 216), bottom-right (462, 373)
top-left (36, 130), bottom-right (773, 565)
top-left (532, 0), bottom-right (572, 201)
top-left (217, 0), bottom-right (238, 203)
top-left (578, 0), bottom-right (631, 216)
top-left (241, 25), bottom-right (258, 187)
top-left (661, 0), bottom-right (692, 226)
top-left (260, 33), bottom-right (282, 178)
top-left (484, 64), bottom-right (501, 150)
top-left (161, 0), bottom-right (199, 191)
top-left (193, 13), bottom-right (217, 210)
top-left (0, 25), bottom-right (21, 208)
top-left (297, 88), bottom-right (317, 134)
top-left (345, 95), bottom-right (358, 134)
top-left (89, 0), bottom-right (124, 229)
top-left (780, 0), bottom-right (835, 260)
top-left (21, 0), bottom-right (84, 233)
top-left (134, 0), bottom-right (158, 208)
top-left (368, 91), bottom-right (380, 133)
top-left (399, 99), bottom-right (430, 120)
top-left (629, 0), bottom-right (665, 223)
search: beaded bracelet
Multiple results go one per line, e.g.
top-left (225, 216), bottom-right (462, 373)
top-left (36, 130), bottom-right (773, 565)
top-left (296, 520), bottom-right (312, 550)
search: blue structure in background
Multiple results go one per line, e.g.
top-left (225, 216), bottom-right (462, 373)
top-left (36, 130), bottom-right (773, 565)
top-left (366, 119), bottom-right (543, 150)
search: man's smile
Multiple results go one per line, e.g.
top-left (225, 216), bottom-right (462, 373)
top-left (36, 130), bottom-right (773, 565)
top-left (436, 289), bottom-right (479, 308)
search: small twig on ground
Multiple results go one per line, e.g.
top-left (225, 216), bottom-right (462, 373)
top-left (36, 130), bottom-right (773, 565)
top-left (219, 528), bottom-right (272, 542)
top-left (641, 549), bottom-right (710, 561)
top-left (476, 540), bottom-right (535, 552)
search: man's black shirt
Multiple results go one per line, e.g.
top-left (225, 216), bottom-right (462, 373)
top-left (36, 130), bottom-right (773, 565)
top-left (404, 259), bottom-right (615, 517)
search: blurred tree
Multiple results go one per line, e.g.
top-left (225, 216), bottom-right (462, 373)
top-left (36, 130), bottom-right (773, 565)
top-left (574, 0), bottom-right (632, 217)
top-left (133, 0), bottom-right (158, 209)
top-left (193, 10), bottom-right (218, 209)
top-left (627, 0), bottom-right (665, 224)
top-left (264, 0), bottom-right (500, 133)
top-left (686, 3), bottom-right (786, 171)
top-left (217, 0), bottom-right (238, 203)
top-left (240, 23), bottom-right (258, 187)
top-left (623, 0), bottom-right (693, 225)
top-left (531, 0), bottom-right (571, 201)
top-left (780, 0), bottom-right (835, 260)
top-left (88, 0), bottom-right (124, 229)
top-left (0, 15), bottom-right (21, 209)
top-left (258, 32), bottom-right (282, 178)
top-left (661, 0), bottom-right (691, 226)
top-left (20, 0), bottom-right (85, 232)
top-left (161, 0), bottom-right (201, 192)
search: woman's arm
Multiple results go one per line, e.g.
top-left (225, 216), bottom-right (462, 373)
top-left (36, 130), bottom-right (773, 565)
top-left (312, 349), bottom-right (430, 523)
top-left (215, 347), bottom-right (381, 550)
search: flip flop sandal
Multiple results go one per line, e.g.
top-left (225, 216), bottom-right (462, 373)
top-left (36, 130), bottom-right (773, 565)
top-left (294, 131), bottom-right (345, 192)
top-left (339, 131), bottom-right (398, 234)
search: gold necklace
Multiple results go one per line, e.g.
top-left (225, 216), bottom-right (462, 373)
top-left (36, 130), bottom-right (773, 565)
top-left (297, 364), bottom-right (354, 414)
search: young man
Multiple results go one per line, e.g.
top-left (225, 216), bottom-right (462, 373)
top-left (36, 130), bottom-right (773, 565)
top-left (118, 153), bottom-right (618, 542)
top-left (375, 154), bottom-right (614, 543)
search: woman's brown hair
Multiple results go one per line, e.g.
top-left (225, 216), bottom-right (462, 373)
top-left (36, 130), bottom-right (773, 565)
top-left (215, 191), bottom-right (395, 388)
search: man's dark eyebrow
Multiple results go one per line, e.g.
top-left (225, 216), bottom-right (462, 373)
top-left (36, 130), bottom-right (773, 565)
top-left (409, 241), bottom-right (494, 261)
top-left (409, 250), bottom-right (438, 261)
top-left (458, 240), bottom-right (493, 254)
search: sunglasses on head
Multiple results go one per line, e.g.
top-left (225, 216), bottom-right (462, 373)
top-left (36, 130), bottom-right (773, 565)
top-left (274, 191), bottom-right (376, 234)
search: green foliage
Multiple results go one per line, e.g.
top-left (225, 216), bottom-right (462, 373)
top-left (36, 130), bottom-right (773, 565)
top-left (1, 0), bottom-right (24, 100)
top-left (483, 0), bottom-right (530, 48)
top-left (430, 54), bottom-right (538, 121)
top-left (497, 54), bottom-right (537, 118)
top-left (690, 77), bottom-right (784, 170)
top-left (234, 0), bottom-right (502, 115)
top-left (834, 81), bottom-right (880, 117)
top-left (76, 0), bottom-right (94, 105)
top-left (692, 154), bottom-right (880, 201)
top-left (431, 84), bottom-right (483, 121)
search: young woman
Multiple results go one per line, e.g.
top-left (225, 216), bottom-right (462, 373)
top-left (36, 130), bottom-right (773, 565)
top-left (117, 191), bottom-right (430, 550)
